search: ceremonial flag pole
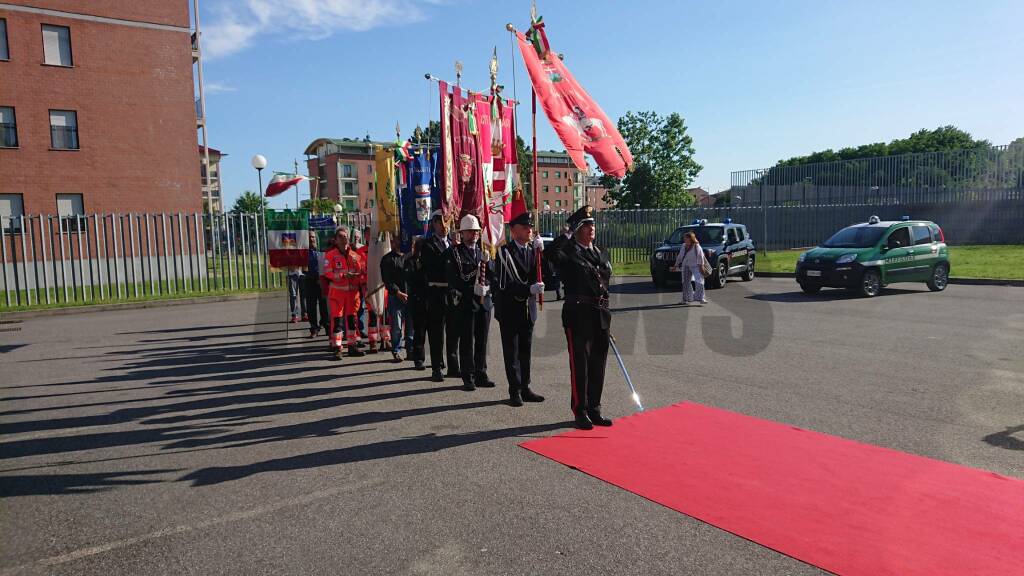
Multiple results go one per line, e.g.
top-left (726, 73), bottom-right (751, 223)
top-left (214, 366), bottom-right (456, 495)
top-left (532, 85), bottom-right (543, 310)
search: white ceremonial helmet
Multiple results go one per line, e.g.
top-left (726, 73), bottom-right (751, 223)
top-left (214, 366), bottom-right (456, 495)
top-left (459, 214), bottom-right (482, 231)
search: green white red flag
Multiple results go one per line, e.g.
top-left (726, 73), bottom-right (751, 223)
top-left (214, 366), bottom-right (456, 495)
top-left (265, 209), bottom-right (309, 268)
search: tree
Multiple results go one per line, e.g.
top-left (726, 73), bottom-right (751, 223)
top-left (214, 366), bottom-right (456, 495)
top-left (515, 135), bottom-right (534, 211)
top-left (231, 191), bottom-right (267, 214)
top-left (599, 111), bottom-right (702, 208)
top-left (409, 121), bottom-right (441, 145)
top-left (300, 197), bottom-right (338, 214)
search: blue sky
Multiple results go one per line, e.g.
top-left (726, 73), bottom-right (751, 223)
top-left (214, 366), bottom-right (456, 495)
top-left (197, 0), bottom-right (1024, 209)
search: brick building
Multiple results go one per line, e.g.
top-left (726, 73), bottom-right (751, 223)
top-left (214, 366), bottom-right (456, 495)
top-left (0, 1), bottom-right (200, 218)
top-left (304, 137), bottom-right (387, 214)
top-left (199, 145), bottom-right (225, 213)
top-left (534, 151), bottom-right (586, 213)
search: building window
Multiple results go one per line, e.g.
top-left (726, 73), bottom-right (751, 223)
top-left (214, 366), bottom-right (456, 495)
top-left (56, 193), bottom-right (84, 232)
top-left (0, 19), bottom-right (9, 61)
top-left (49, 110), bottom-right (79, 149)
top-left (555, 200), bottom-right (561, 208)
top-left (343, 182), bottom-right (355, 196)
top-left (343, 198), bottom-right (355, 211)
top-left (0, 193), bottom-right (24, 233)
top-left (0, 107), bottom-right (17, 147)
top-left (368, 182), bottom-right (374, 191)
top-left (342, 163), bottom-right (354, 178)
top-left (42, 24), bottom-right (73, 67)
top-left (367, 164), bottom-right (373, 175)
top-left (555, 186), bottom-right (562, 194)
top-left (543, 186), bottom-right (549, 194)
top-left (555, 171), bottom-right (561, 179)
top-left (542, 171), bottom-right (548, 178)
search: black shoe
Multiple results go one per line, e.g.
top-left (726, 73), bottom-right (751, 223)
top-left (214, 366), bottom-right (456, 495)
top-left (574, 413), bottom-right (594, 430)
top-left (521, 388), bottom-right (545, 402)
top-left (414, 361), bottom-right (426, 371)
top-left (508, 391), bottom-right (524, 407)
top-left (391, 351), bottom-right (401, 363)
top-left (430, 370), bottom-right (444, 382)
top-left (348, 348), bottom-right (365, 357)
top-left (462, 380), bottom-right (476, 392)
top-left (587, 411), bottom-right (613, 427)
top-left (474, 375), bottom-right (496, 388)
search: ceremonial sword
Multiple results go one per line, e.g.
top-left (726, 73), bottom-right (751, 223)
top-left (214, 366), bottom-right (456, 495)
top-left (608, 333), bottom-right (643, 412)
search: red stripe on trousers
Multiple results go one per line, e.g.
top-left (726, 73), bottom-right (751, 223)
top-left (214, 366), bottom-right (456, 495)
top-left (566, 328), bottom-right (579, 413)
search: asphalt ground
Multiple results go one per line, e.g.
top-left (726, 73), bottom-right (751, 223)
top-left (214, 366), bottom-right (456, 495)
top-left (1, 277), bottom-right (1022, 575)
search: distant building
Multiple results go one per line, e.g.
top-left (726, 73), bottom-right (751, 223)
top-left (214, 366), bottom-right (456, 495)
top-left (303, 138), bottom-right (387, 214)
top-left (0, 1), bottom-right (202, 216)
top-left (686, 187), bottom-right (716, 207)
top-left (584, 175), bottom-right (615, 210)
top-left (199, 146), bottom-right (225, 213)
top-left (535, 151), bottom-right (587, 213)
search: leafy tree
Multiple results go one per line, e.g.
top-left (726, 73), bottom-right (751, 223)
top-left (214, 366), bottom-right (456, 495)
top-left (516, 135), bottom-right (534, 211)
top-left (410, 121), bottom-right (441, 145)
top-left (231, 190), bottom-right (267, 214)
top-left (599, 111), bottom-right (702, 208)
top-left (300, 197), bottom-right (339, 214)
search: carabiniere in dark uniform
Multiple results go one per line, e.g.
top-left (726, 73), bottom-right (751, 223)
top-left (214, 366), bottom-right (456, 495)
top-left (493, 211), bottom-right (546, 407)
top-left (544, 206), bottom-right (614, 430)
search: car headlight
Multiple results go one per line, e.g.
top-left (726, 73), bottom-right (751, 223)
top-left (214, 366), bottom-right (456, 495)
top-left (798, 253), bottom-right (807, 263)
top-left (836, 253), bottom-right (857, 264)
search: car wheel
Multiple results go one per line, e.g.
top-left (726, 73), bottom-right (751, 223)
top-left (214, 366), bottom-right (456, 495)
top-left (927, 263), bottom-right (949, 292)
top-left (652, 271), bottom-right (666, 288)
top-left (858, 269), bottom-right (881, 298)
top-left (712, 261), bottom-right (728, 289)
top-left (799, 282), bottom-right (821, 294)
top-left (742, 256), bottom-right (755, 281)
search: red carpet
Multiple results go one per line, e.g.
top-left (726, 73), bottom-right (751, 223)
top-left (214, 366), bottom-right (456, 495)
top-left (521, 402), bottom-right (1024, 576)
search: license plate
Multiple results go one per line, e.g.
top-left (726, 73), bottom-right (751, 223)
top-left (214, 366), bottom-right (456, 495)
top-left (806, 270), bottom-right (822, 277)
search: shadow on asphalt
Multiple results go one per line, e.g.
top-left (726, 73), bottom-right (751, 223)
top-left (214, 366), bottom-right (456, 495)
top-left (747, 287), bottom-right (926, 303)
top-left (983, 425), bottom-right (1024, 451)
top-left (180, 422), bottom-right (569, 487)
top-left (0, 469), bottom-right (173, 497)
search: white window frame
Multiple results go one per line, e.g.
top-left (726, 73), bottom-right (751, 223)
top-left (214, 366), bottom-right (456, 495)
top-left (0, 106), bottom-right (17, 148)
top-left (49, 109), bottom-right (79, 150)
top-left (0, 193), bottom-right (25, 233)
top-left (42, 24), bottom-right (73, 67)
top-left (56, 193), bottom-right (84, 232)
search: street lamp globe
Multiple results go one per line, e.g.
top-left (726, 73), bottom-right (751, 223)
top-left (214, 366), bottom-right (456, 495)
top-left (251, 154), bottom-right (267, 170)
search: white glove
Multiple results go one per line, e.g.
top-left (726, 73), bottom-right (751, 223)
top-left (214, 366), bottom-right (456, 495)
top-left (530, 282), bottom-right (545, 295)
top-left (473, 284), bottom-right (489, 297)
top-left (532, 237), bottom-right (545, 251)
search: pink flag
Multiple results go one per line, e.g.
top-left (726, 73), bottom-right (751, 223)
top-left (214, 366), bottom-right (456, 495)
top-left (515, 22), bottom-right (633, 178)
top-left (438, 81), bottom-right (456, 222)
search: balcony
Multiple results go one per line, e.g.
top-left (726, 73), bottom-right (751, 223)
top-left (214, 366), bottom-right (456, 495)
top-left (195, 98), bottom-right (204, 127)
top-left (191, 32), bottom-right (200, 62)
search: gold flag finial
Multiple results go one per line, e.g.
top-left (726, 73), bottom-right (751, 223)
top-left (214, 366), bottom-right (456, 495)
top-left (455, 60), bottom-right (463, 88)
top-left (395, 121), bottom-right (401, 140)
top-left (490, 47), bottom-right (498, 82)
top-left (531, 0), bottom-right (537, 22)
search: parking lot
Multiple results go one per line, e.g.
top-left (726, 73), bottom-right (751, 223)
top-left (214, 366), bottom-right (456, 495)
top-left (1, 277), bottom-right (1022, 575)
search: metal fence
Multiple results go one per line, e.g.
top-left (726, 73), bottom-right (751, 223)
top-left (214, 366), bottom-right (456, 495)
top-left (730, 144), bottom-right (1024, 206)
top-left (536, 199), bottom-right (1024, 260)
top-left (1, 212), bottom-right (282, 309)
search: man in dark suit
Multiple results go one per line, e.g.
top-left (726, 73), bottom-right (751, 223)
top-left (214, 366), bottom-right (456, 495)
top-left (445, 214), bottom-right (495, 392)
top-left (404, 236), bottom-right (428, 370)
top-left (543, 206), bottom-right (614, 430)
top-left (421, 210), bottom-right (459, 382)
top-left (493, 212), bottom-right (546, 407)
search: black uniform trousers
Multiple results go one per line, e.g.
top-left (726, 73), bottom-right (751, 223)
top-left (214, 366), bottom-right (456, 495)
top-left (455, 300), bottom-right (491, 384)
top-left (499, 314), bottom-right (533, 393)
top-left (563, 303), bottom-right (610, 417)
top-left (303, 275), bottom-right (329, 333)
top-left (426, 288), bottom-right (459, 372)
top-left (408, 296), bottom-right (427, 362)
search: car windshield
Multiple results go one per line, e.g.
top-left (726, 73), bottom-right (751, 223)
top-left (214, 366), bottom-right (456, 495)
top-left (666, 226), bottom-right (724, 245)
top-left (821, 226), bottom-right (886, 248)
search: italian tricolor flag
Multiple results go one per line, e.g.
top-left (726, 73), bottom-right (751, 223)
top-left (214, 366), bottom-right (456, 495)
top-left (266, 209), bottom-right (309, 268)
top-left (265, 172), bottom-right (308, 197)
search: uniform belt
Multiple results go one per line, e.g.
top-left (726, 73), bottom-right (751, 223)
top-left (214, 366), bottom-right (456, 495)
top-left (428, 282), bottom-right (449, 288)
top-left (330, 285), bottom-right (359, 291)
top-left (566, 295), bottom-right (610, 309)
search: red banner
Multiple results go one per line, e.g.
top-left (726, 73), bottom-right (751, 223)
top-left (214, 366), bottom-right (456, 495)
top-left (515, 25), bottom-right (633, 178)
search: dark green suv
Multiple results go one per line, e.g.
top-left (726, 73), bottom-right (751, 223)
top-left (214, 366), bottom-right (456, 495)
top-left (796, 216), bottom-right (950, 297)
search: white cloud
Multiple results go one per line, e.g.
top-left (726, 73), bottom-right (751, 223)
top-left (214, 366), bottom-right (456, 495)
top-left (204, 81), bottom-right (237, 94)
top-left (203, 0), bottom-right (431, 59)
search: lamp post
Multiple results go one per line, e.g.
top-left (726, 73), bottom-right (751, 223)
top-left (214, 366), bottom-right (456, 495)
top-left (251, 154), bottom-right (268, 204)
top-left (251, 153), bottom-right (268, 288)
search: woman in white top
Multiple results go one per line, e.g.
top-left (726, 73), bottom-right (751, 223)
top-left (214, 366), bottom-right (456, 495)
top-left (673, 232), bottom-right (708, 305)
